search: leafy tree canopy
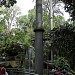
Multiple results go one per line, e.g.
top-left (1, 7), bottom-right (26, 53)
top-left (49, 24), bottom-right (75, 70)
top-left (0, 0), bottom-right (17, 7)
top-left (61, 0), bottom-right (75, 20)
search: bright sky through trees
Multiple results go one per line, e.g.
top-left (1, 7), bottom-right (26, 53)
top-left (16, 0), bottom-right (69, 21)
top-left (16, 0), bottom-right (35, 15)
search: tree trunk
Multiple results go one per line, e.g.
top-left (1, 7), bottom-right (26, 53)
top-left (34, 0), bottom-right (44, 75)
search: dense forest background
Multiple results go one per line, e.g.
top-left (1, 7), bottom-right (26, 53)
top-left (0, 0), bottom-right (75, 73)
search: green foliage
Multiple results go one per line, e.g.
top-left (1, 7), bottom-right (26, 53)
top-left (48, 24), bottom-right (75, 70)
top-left (50, 25), bottom-right (74, 56)
top-left (16, 9), bottom-right (35, 46)
top-left (14, 29), bottom-right (31, 46)
top-left (54, 57), bottom-right (70, 69)
top-left (5, 42), bottom-right (26, 56)
top-left (54, 56), bottom-right (75, 75)
top-left (53, 15), bottom-right (65, 28)
top-left (43, 11), bottom-right (50, 33)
